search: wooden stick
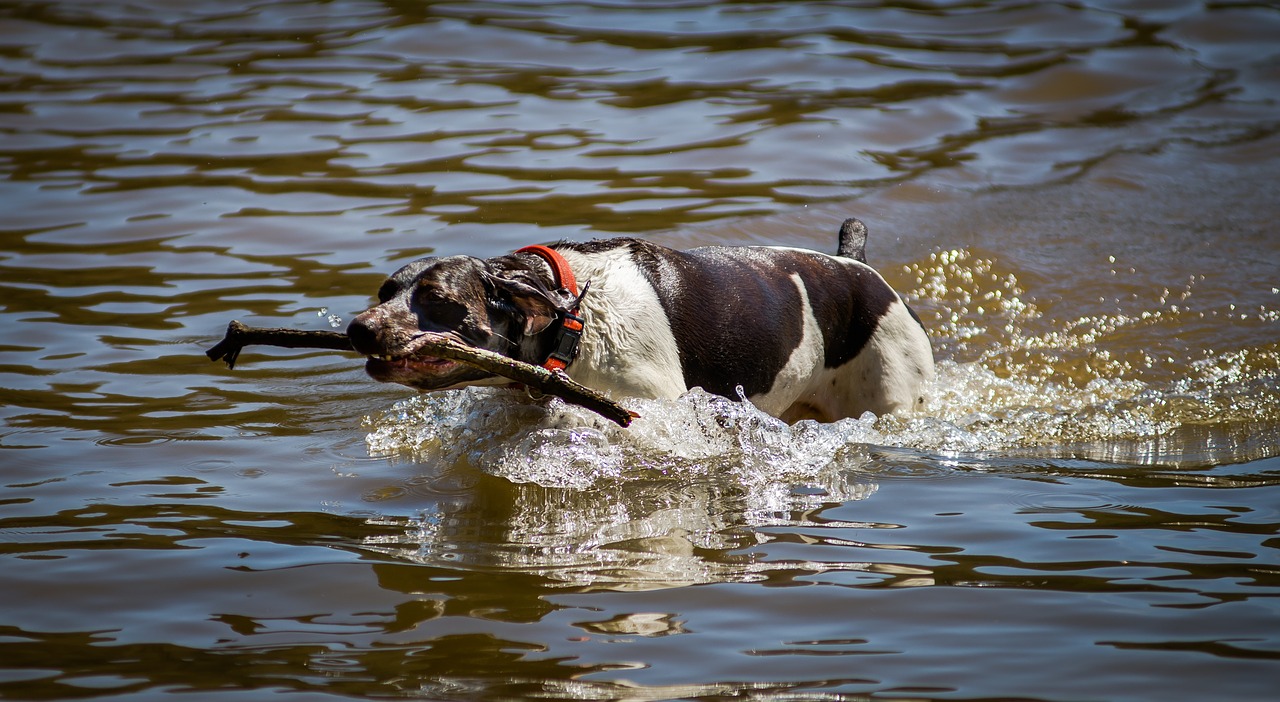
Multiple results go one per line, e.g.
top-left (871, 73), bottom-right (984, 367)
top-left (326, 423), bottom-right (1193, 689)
top-left (206, 320), bottom-right (637, 427)
top-left (205, 321), bottom-right (351, 369)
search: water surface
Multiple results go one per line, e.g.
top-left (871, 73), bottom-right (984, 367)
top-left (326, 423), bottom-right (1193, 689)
top-left (2, 2), bottom-right (1279, 700)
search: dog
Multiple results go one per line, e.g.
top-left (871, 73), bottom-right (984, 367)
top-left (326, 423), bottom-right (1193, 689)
top-left (346, 218), bottom-right (933, 423)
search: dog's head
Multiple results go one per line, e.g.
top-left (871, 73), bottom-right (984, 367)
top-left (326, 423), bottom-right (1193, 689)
top-left (347, 254), bottom-right (575, 391)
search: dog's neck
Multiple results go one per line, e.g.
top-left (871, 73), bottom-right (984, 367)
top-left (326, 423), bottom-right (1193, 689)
top-left (511, 245), bottom-right (585, 373)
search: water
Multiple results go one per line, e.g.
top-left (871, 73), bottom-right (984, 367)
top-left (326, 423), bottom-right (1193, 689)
top-left (2, 1), bottom-right (1279, 700)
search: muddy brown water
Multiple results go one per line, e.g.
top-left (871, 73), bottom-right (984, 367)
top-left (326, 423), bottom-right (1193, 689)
top-left (2, 2), bottom-right (1279, 700)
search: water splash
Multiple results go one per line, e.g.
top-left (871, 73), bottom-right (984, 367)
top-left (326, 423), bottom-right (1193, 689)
top-left (898, 247), bottom-right (1280, 464)
top-left (317, 307), bottom-right (344, 328)
top-left (361, 355), bottom-right (1276, 494)
top-left (364, 387), bottom-right (885, 493)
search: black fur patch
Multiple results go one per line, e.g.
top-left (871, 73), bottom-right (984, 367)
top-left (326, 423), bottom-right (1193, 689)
top-left (563, 239), bottom-right (897, 399)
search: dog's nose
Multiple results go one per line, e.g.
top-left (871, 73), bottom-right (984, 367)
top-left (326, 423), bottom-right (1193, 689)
top-left (346, 316), bottom-right (380, 354)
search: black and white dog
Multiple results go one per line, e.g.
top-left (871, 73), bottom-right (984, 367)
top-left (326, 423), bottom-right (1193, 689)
top-left (347, 218), bottom-right (933, 423)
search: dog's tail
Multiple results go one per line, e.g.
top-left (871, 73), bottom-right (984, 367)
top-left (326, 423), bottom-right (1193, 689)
top-left (836, 217), bottom-right (868, 263)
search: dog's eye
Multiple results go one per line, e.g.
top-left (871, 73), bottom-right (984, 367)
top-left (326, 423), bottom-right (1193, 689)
top-left (420, 297), bottom-right (467, 328)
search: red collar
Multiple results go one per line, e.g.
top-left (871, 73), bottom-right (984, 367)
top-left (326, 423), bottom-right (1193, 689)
top-left (516, 244), bottom-right (579, 299)
top-left (515, 245), bottom-right (584, 373)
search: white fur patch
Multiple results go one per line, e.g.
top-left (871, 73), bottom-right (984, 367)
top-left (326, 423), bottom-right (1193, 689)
top-left (825, 299), bottom-right (934, 417)
top-left (557, 246), bottom-right (687, 400)
top-left (750, 274), bottom-right (825, 416)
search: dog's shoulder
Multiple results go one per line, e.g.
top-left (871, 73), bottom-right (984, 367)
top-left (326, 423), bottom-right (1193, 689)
top-left (555, 237), bottom-right (686, 285)
top-left (557, 237), bottom-right (671, 260)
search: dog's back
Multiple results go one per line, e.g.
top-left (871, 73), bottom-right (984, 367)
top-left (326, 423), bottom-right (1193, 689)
top-left (556, 219), bottom-right (933, 421)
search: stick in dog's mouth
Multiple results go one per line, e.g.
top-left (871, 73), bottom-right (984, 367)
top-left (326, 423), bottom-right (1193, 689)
top-left (362, 332), bottom-right (469, 369)
top-left (204, 321), bottom-right (637, 426)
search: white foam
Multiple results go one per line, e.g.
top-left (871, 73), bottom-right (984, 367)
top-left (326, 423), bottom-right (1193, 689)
top-left (364, 385), bottom-right (885, 495)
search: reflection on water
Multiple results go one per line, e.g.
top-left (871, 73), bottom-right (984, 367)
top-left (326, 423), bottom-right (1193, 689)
top-left (2, 0), bottom-right (1280, 700)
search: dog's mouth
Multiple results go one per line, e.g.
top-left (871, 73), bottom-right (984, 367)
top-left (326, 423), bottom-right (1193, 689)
top-left (359, 333), bottom-right (492, 391)
top-left (364, 352), bottom-right (459, 373)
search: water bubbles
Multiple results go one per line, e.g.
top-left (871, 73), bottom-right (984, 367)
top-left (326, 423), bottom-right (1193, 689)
top-left (317, 307), bottom-right (343, 328)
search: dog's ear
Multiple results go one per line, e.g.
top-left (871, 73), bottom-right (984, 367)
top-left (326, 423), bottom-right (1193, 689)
top-left (484, 273), bottom-right (565, 335)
